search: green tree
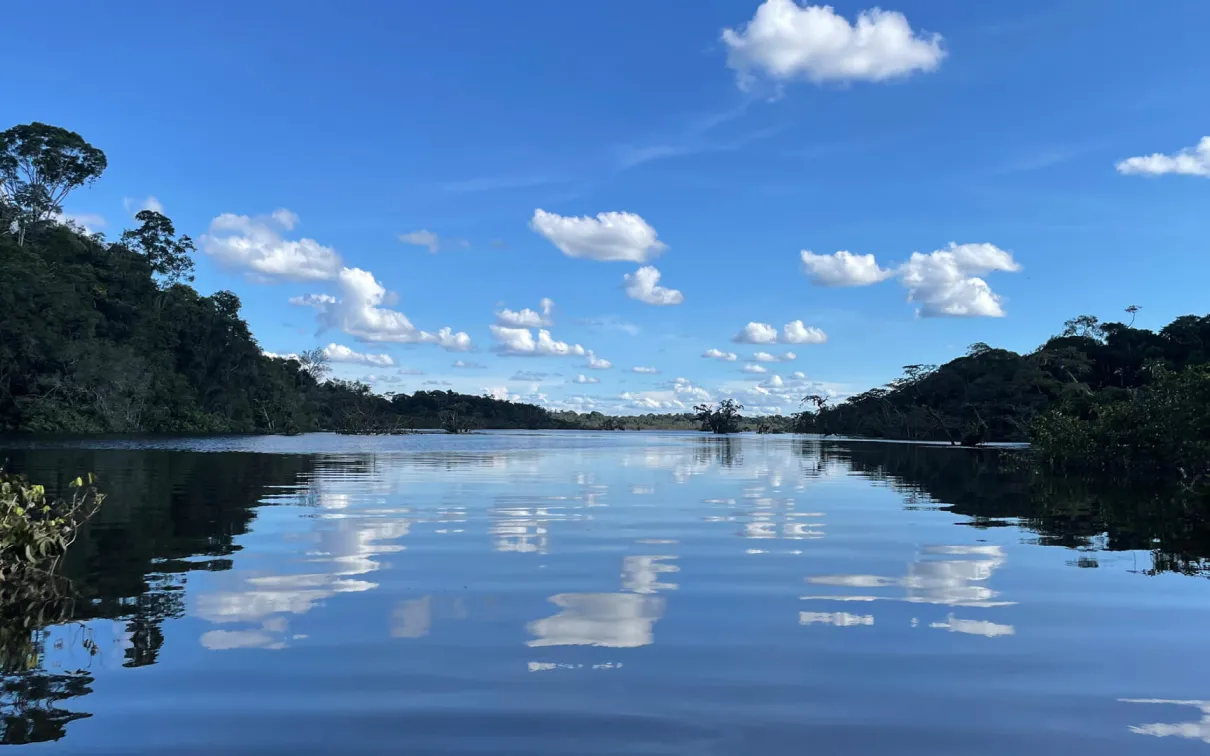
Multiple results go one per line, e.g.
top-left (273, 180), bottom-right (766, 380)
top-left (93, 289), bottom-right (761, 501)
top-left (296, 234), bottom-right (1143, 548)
top-left (0, 123), bottom-right (107, 246)
top-left (119, 210), bottom-right (196, 284)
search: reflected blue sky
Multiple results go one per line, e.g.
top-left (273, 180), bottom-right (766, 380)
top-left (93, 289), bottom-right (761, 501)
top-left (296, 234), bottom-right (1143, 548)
top-left (7, 432), bottom-right (1210, 753)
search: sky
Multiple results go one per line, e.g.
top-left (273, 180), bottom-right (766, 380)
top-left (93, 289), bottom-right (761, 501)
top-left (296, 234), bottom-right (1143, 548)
top-left (4, 0), bottom-right (1209, 415)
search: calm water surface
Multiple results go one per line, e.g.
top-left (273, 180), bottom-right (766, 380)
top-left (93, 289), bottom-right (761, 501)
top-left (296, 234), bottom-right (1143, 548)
top-left (3, 431), bottom-right (1209, 754)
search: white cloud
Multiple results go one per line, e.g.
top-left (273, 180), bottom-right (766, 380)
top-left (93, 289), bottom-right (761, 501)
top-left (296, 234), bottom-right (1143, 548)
top-left (54, 211), bottom-right (106, 234)
top-left (497, 298), bottom-right (555, 327)
top-left (263, 351), bottom-right (300, 361)
top-left (321, 343), bottom-right (394, 367)
top-left (201, 211), bottom-right (342, 281)
top-left (632, 366), bottom-right (659, 374)
top-left (531, 209), bottom-right (667, 263)
top-left (271, 208), bottom-right (299, 230)
top-left (734, 321), bottom-right (826, 345)
top-left (733, 322), bottom-right (779, 344)
top-left (722, 1), bottom-right (945, 88)
top-left (624, 266), bottom-right (684, 305)
top-left (703, 348), bottom-right (738, 362)
top-left (743, 363), bottom-right (768, 374)
top-left (760, 374), bottom-right (785, 388)
top-left (672, 377), bottom-right (711, 403)
top-left (453, 360), bottom-right (486, 369)
top-left (399, 229), bottom-right (441, 253)
top-left (573, 374), bottom-right (600, 384)
top-left (781, 320), bottom-right (828, 344)
top-left (490, 325), bottom-right (587, 357)
top-left (752, 351), bottom-right (798, 363)
top-left (295, 267), bottom-right (472, 349)
top-left (1116, 136), bottom-right (1210, 177)
top-left (122, 195), bottom-right (163, 217)
top-left (585, 351), bottom-right (613, 370)
top-left (801, 249), bottom-right (893, 286)
top-left (484, 386), bottom-right (518, 402)
top-left (898, 242), bottom-right (1020, 318)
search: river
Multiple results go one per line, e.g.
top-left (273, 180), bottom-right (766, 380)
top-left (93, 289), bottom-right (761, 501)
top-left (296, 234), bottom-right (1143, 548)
top-left (2, 431), bottom-right (1208, 753)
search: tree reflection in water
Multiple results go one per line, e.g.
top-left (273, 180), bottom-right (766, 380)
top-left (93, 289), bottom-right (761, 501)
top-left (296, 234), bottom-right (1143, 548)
top-left (0, 450), bottom-right (320, 744)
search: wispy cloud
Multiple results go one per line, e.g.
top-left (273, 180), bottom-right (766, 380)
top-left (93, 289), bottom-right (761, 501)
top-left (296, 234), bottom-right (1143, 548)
top-left (441, 175), bottom-right (565, 193)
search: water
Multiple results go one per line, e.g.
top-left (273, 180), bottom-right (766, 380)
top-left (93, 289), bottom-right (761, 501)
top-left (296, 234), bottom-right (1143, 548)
top-left (2, 431), bottom-right (1209, 754)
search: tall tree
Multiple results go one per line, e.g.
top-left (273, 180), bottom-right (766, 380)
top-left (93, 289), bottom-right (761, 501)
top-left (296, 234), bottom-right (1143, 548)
top-left (0, 123), bottom-right (107, 246)
top-left (119, 211), bottom-right (196, 284)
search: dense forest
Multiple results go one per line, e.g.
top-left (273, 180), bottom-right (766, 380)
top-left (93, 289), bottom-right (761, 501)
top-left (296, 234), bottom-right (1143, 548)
top-left (793, 311), bottom-right (1210, 488)
top-left (0, 122), bottom-right (577, 435)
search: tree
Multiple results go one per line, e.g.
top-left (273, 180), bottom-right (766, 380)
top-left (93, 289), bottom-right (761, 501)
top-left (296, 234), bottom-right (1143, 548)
top-left (1125, 305), bottom-right (1140, 327)
top-left (0, 123), bottom-right (107, 246)
top-left (296, 348), bottom-right (330, 382)
top-left (1062, 314), bottom-right (1105, 341)
top-left (694, 399), bottom-right (744, 434)
top-left (119, 211), bottom-right (196, 284)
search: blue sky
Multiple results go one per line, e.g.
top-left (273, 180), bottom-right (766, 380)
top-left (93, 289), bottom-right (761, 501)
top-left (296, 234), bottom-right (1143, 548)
top-left (5, 0), bottom-right (1209, 414)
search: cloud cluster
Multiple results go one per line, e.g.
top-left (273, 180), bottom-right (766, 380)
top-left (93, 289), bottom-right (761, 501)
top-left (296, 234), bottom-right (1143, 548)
top-left (1116, 136), bottom-right (1210, 177)
top-left (801, 250), bottom-right (892, 286)
top-left (490, 325), bottom-right (585, 357)
top-left (294, 267), bottom-right (472, 349)
top-left (624, 266), bottom-right (684, 306)
top-left (799, 243), bottom-right (1021, 318)
top-left (572, 374), bottom-right (600, 384)
top-left (202, 210), bottom-right (342, 281)
top-left (531, 209), bottom-right (667, 263)
top-left (322, 343), bottom-right (394, 367)
top-left (733, 320), bottom-right (827, 345)
top-left (632, 366), bottom-right (659, 374)
top-left (752, 351), bottom-right (797, 362)
top-left (585, 351), bottom-right (613, 370)
top-left (497, 298), bottom-right (555, 327)
top-left (721, 1), bottom-right (945, 88)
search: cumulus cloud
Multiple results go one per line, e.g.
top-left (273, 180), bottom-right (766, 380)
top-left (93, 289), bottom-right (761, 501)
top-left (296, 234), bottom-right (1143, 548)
top-left (122, 195), bottom-right (163, 217)
top-left (201, 210), bottom-right (342, 281)
top-left (781, 320), bottom-right (828, 344)
top-left (753, 351), bottom-right (797, 362)
top-left (484, 386), bottom-right (517, 402)
top-left (530, 209), bottom-right (667, 263)
top-left (760, 374), bottom-right (786, 388)
top-left (585, 351), bottom-right (613, 370)
top-left (733, 322), bottom-right (779, 345)
top-left (624, 266), bottom-right (684, 305)
top-left (703, 348), bottom-right (738, 362)
top-left (572, 374), bottom-right (600, 384)
top-left (497, 298), bottom-right (555, 327)
top-left (898, 242), bottom-right (1020, 318)
top-left (801, 250), bottom-right (893, 286)
top-left (671, 377), bottom-right (711, 403)
top-left (490, 325), bottom-right (587, 357)
top-left (632, 366), bottom-right (659, 374)
top-left (733, 321), bottom-right (826, 345)
top-left (743, 363), bottom-right (768, 374)
top-left (294, 267), bottom-right (472, 349)
top-left (721, 1), bottom-right (944, 88)
top-left (1116, 136), bottom-right (1210, 177)
top-left (453, 360), bottom-right (486, 369)
top-left (321, 343), bottom-right (395, 367)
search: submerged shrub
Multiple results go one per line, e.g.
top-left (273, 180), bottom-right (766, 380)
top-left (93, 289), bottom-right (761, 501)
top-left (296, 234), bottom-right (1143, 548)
top-left (0, 470), bottom-right (104, 575)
